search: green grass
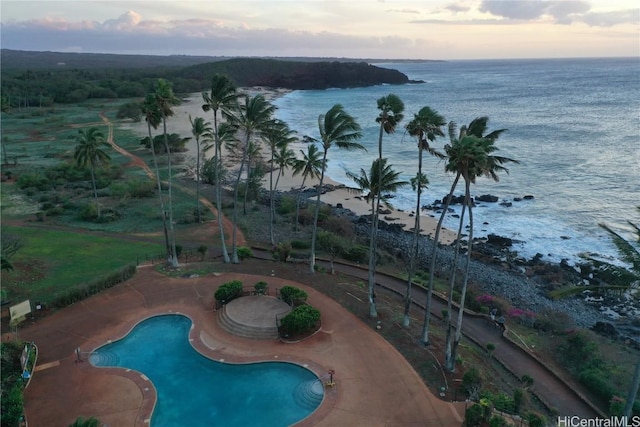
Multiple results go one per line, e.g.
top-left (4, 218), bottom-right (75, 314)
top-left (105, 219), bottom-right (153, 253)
top-left (1, 225), bottom-right (161, 305)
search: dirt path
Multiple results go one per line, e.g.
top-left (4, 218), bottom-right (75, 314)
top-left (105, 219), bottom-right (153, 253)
top-left (98, 112), bottom-right (245, 246)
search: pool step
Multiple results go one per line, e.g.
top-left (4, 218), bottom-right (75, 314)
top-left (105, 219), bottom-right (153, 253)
top-left (293, 379), bottom-right (324, 410)
top-left (218, 305), bottom-right (280, 340)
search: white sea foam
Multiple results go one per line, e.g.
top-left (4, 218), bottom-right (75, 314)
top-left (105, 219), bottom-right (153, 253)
top-left (274, 57), bottom-right (640, 267)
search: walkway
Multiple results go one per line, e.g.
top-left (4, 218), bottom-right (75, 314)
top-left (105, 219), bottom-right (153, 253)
top-left (17, 265), bottom-right (463, 427)
top-left (251, 249), bottom-right (601, 418)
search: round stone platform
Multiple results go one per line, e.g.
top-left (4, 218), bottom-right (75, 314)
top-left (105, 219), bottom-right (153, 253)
top-left (218, 296), bottom-right (291, 339)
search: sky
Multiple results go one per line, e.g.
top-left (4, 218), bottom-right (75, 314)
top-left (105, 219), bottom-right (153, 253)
top-left (1, 0), bottom-right (638, 60)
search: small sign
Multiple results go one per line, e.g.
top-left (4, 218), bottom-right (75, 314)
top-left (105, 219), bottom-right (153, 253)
top-left (9, 300), bottom-right (31, 323)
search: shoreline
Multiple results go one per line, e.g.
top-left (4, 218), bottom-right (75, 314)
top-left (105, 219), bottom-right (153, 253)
top-left (119, 88), bottom-right (458, 246)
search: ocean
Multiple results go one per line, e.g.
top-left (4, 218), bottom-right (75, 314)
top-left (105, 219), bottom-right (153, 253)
top-left (273, 57), bottom-right (640, 267)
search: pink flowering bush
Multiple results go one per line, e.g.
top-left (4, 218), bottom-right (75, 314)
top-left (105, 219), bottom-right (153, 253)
top-left (476, 294), bottom-right (494, 306)
top-left (507, 308), bottom-right (537, 327)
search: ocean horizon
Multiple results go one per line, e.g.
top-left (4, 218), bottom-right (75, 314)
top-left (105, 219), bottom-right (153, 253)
top-left (273, 57), bottom-right (640, 267)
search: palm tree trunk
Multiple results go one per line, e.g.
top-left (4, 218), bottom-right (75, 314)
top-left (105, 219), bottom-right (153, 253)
top-left (163, 117), bottom-right (179, 268)
top-left (368, 195), bottom-right (378, 318)
top-left (269, 150), bottom-right (276, 246)
top-left (404, 150), bottom-right (423, 327)
top-left (243, 155), bottom-right (250, 215)
top-left (449, 180), bottom-right (474, 372)
top-left (231, 133), bottom-right (250, 264)
top-left (213, 114), bottom-right (231, 263)
top-left (89, 166), bottom-right (100, 219)
top-left (445, 195), bottom-right (468, 371)
top-left (421, 174), bottom-right (461, 345)
top-left (196, 139), bottom-right (201, 223)
top-left (624, 358), bottom-right (640, 418)
top-left (294, 176), bottom-right (307, 232)
top-left (309, 151), bottom-right (328, 273)
top-left (147, 122), bottom-right (171, 259)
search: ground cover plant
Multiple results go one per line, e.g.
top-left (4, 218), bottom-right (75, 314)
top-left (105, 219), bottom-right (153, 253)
top-left (0, 225), bottom-right (161, 306)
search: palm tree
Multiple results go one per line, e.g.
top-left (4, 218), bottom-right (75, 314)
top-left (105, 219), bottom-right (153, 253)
top-left (202, 74), bottom-right (238, 263)
top-left (444, 123), bottom-right (517, 372)
top-left (189, 115), bottom-right (213, 223)
top-left (310, 104), bottom-right (364, 273)
top-left (264, 120), bottom-right (297, 245)
top-left (347, 158), bottom-right (408, 317)
top-left (367, 94), bottom-right (405, 316)
top-left (72, 127), bottom-right (111, 219)
top-left (403, 106), bottom-right (446, 329)
top-left (141, 94), bottom-right (172, 260)
top-left (224, 94), bottom-right (275, 263)
top-left (421, 116), bottom-right (505, 345)
top-left (154, 79), bottom-right (181, 268)
top-left (292, 144), bottom-right (323, 231)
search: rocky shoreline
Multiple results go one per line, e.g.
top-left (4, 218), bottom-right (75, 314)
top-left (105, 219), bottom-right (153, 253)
top-left (255, 186), bottom-right (639, 345)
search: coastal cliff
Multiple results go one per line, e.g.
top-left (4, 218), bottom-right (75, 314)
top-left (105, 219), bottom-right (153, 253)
top-left (175, 58), bottom-right (419, 89)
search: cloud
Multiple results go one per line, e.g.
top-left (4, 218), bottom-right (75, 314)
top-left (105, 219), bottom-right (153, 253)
top-left (385, 8), bottom-right (420, 14)
top-left (479, 0), bottom-right (590, 22)
top-left (0, 11), bottom-right (419, 57)
top-left (445, 2), bottom-right (472, 13)
top-left (581, 9), bottom-right (640, 27)
top-left (102, 10), bottom-right (142, 31)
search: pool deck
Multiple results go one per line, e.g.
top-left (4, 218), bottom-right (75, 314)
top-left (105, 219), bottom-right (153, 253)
top-left (10, 264), bottom-right (464, 426)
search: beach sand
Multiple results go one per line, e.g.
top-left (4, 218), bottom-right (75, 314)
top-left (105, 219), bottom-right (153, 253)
top-left (118, 89), bottom-right (457, 246)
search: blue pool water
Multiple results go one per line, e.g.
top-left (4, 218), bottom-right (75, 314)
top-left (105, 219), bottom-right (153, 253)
top-left (89, 314), bottom-right (323, 427)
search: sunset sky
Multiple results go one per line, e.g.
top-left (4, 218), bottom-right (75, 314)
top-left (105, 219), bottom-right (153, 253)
top-left (1, 0), bottom-right (638, 60)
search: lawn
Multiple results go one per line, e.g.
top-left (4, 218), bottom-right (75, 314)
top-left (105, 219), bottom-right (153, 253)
top-left (1, 225), bottom-right (162, 305)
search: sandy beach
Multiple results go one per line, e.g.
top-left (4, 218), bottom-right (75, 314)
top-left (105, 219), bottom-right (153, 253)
top-left (119, 88), bottom-right (457, 245)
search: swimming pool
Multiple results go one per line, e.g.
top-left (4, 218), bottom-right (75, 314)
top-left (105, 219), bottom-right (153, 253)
top-left (90, 314), bottom-right (323, 426)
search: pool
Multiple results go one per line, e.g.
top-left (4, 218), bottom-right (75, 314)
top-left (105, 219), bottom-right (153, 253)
top-left (90, 314), bottom-right (323, 426)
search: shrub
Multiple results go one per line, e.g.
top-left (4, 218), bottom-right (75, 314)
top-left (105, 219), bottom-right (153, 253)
top-left (525, 412), bottom-right (546, 427)
top-left (272, 242), bottom-right (292, 262)
top-left (489, 415), bottom-right (508, 427)
top-left (534, 307), bottom-right (575, 333)
top-left (464, 404), bottom-right (485, 427)
top-left (507, 308), bottom-right (536, 327)
top-left (521, 374), bottom-right (534, 387)
top-left (322, 215), bottom-right (355, 238)
top-left (290, 240), bottom-right (310, 249)
top-left (78, 203), bottom-right (98, 221)
top-left (197, 245), bottom-right (208, 261)
top-left (462, 367), bottom-right (483, 400)
top-left (276, 195), bottom-right (296, 215)
top-left (254, 281), bottom-right (268, 295)
top-left (51, 265), bottom-right (137, 308)
top-left (280, 305), bottom-right (320, 336)
top-left (343, 244), bottom-right (368, 263)
top-left (280, 285), bottom-right (308, 306)
top-left (214, 280), bottom-right (243, 304)
top-left (237, 247), bottom-right (253, 260)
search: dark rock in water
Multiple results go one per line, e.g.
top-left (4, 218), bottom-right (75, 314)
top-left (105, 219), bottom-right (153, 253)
top-left (477, 194), bottom-right (499, 203)
top-left (591, 321), bottom-right (619, 338)
top-left (500, 201), bottom-right (513, 207)
top-left (441, 194), bottom-right (466, 205)
top-left (487, 234), bottom-right (513, 247)
top-left (514, 197), bottom-right (522, 202)
top-left (560, 236), bottom-right (570, 240)
top-left (452, 214), bottom-right (460, 218)
top-left (523, 195), bottom-right (535, 200)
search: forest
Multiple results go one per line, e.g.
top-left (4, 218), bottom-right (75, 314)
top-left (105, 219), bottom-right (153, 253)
top-left (0, 49), bottom-right (416, 107)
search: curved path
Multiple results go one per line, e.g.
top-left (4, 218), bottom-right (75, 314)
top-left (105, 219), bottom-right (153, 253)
top-left (99, 112), bottom-right (245, 246)
top-left (249, 248), bottom-right (601, 418)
